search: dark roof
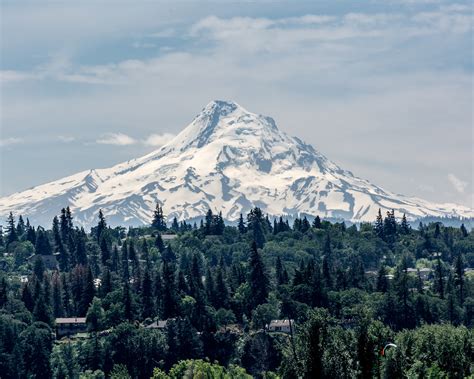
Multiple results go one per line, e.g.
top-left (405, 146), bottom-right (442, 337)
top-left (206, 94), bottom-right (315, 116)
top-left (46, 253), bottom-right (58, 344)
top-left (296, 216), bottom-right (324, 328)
top-left (56, 317), bottom-right (87, 324)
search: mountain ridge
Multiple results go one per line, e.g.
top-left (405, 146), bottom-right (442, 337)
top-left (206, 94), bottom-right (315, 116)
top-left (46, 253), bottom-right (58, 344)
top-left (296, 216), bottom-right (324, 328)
top-left (0, 100), bottom-right (472, 227)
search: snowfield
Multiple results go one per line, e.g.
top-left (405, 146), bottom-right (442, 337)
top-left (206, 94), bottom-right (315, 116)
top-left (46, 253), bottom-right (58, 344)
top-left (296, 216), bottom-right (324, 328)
top-left (0, 100), bottom-right (472, 227)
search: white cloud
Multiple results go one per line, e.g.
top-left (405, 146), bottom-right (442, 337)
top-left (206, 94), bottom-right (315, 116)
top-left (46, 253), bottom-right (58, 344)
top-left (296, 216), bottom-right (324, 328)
top-left (144, 133), bottom-right (176, 146)
top-left (96, 133), bottom-right (136, 146)
top-left (0, 70), bottom-right (36, 83)
top-left (448, 174), bottom-right (468, 193)
top-left (0, 137), bottom-right (23, 147)
top-left (57, 136), bottom-right (75, 143)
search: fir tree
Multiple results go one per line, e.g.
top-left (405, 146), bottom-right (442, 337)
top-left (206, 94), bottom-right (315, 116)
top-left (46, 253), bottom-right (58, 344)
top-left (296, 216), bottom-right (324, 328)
top-left (312, 215), bottom-right (322, 229)
top-left (35, 227), bottom-right (52, 255)
top-left (151, 203), bottom-right (167, 231)
top-left (96, 210), bottom-right (107, 242)
top-left (322, 235), bottom-right (333, 289)
top-left (155, 233), bottom-right (165, 253)
top-left (6, 212), bottom-right (18, 245)
top-left (400, 214), bottom-right (410, 234)
top-left (248, 241), bottom-right (269, 308)
top-left (99, 236), bottom-right (110, 267)
top-left (238, 214), bottom-right (246, 234)
top-left (453, 252), bottom-right (465, 304)
top-left (141, 267), bottom-right (154, 319)
top-left (374, 209), bottom-right (384, 239)
top-left (16, 215), bottom-right (26, 236)
top-left (161, 260), bottom-right (178, 319)
top-left (80, 266), bottom-right (95, 315)
top-left (376, 265), bottom-right (389, 292)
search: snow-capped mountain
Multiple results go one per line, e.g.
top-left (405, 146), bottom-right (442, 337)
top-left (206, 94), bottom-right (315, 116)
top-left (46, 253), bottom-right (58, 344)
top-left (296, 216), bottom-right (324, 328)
top-left (0, 100), bottom-right (472, 227)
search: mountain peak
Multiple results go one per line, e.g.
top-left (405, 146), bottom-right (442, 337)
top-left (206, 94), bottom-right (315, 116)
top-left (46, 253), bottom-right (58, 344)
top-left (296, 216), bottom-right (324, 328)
top-left (1, 101), bottom-right (472, 227)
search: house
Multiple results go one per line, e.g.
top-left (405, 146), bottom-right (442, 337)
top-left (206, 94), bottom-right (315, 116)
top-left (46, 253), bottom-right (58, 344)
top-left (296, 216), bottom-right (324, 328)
top-left (407, 268), bottom-right (432, 281)
top-left (268, 319), bottom-right (294, 334)
top-left (161, 234), bottom-right (177, 241)
top-left (55, 317), bottom-right (87, 338)
top-left (28, 254), bottom-right (59, 271)
top-left (145, 320), bottom-right (169, 330)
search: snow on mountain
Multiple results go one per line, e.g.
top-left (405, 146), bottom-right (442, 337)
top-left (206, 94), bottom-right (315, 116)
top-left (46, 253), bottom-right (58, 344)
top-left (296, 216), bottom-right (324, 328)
top-left (0, 100), bottom-right (472, 227)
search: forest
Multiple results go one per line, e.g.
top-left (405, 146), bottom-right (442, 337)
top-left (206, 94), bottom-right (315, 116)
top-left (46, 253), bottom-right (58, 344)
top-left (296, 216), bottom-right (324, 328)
top-left (0, 206), bottom-right (472, 378)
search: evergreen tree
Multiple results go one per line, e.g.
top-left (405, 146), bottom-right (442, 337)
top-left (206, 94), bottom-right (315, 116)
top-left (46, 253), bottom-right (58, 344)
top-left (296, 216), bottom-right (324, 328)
top-left (111, 245), bottom-right (120, 272)
top-left (453, 252), bottom-right (465, 304)
top-left (155, 233), bottom-right (165, 253)
top-left (312, 215), bottom-right (322, 229)
top-left (33, 286), bottom-right (53, 326)
top-left (214, 265), bottom-right (230, 309)
top-left (400, 213), bottom-right (410, 234)
top-left (99, 236), bottom-right (110, 267)
top-left (141, 267), bottom-right (154, 319)
top-left (80, 266), bottom-right (95, 316)
top-left (121, 240), bottom-right (130, 282)
top-left (96, 210), bottom-right (107, 242)
top-left (376, 265), bottom-right (389, 292)
top-left (35, 227), bottom-right (52, 255)
top-left (151, 203), bottom-right (167, 231)
top-left (16, 215), bottom-right (26, 236)
top-left (434, 254), bottom-right (444, 299)
top-left (374, 209), bottom-right (384, 239)
top-left (248, 241), bottom-right (269, 308)
top-left (161, 261), bottom-right (178, 319)
top-left (6, 212), bottom-right (18, 245)
top-left (26, 223), bottom-right (36, 244)
top-left (238, 214), bottom-right (246, 234)
top-left (52, 273), bottom-right (63, 317)
top-left (75, 228), bottom-right (88, 265)
top-left (322, 235), bottom-right (333, 289)
top-left (247, 208), bottom-right (266, 249)
top-left (275, 256), bottom-right (287, 286)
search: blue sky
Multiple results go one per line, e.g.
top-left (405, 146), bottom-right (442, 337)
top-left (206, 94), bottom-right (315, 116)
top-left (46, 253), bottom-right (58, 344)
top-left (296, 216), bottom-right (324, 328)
top-left (1, 0), bottom-right (472, 207)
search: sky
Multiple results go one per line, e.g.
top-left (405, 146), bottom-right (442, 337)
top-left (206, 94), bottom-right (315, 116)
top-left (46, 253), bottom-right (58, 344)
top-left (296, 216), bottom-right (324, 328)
top-left (0, 0), bottom-right (472, 208)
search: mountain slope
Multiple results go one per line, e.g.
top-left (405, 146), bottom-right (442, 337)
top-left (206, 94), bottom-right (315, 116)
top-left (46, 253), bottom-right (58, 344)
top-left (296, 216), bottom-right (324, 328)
top-left (0, 100), bottom-right (471, 227)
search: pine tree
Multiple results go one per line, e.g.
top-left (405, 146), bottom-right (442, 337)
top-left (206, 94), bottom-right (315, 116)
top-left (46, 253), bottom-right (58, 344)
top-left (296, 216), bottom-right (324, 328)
top-left (111, 245), bottom-right (119, 272)
top-left (80, 266), bottom-right (95, 316)
top-left (312, 215), bottom-right (322, 229)
top-left (322, 235), bottom-right (333, 289)
top-left (121, 240), bottom-right (129, 282)
top-left (122, 281), bottom-right (134, 321)
top-left (151, 203), bottom-right (167, 231)
top-left (99, 236), bottom-right (110, 267)
top-left (16, 215), bottom-right (26, 236)
top-left (453, 252), bottom-right (465, 304)
top-left (214, 265), bottom-right (230, 309)
top-left (60, 208), bottom-right (69, 242)
top-left (35, 227), bottom-right (52, 255)
top-left (460, 223), bottom-right (468, 237)
top-left (376, 265), bottom-right (389, 292)
top-left (33, 286), bottom-right (53, 326)
top-left (161, 260), bottom-right (178, 319)
top-left (248, 241), bottom-right (269, 308)
top-left (155, 233), bottom-right (165, 253)
top-left (275, 256), bottom-right (287, 285)
top-left (6, 212), bottom-right (18, 245)
top-left (96, 210), bottom-right (107, 242)
top-left (238, 214), bottom-right (246, 234)
top-left (52, 273), bottom-right (63, 317)
top-left (100, 268), bottom-right (112, 297)
top-left (400, 214), bottom-right (410, 234)
top-left (26, 223), bottom-right (36, 244)
top-left (21, 283), bottom-right (35, 312)
top-left (247, 208), bottom-right (266, 249)
top-left (75, 228), bottom-right (88, 265)
top-left (434, 254), bottom-right (444, 299)
top-left (374, 209), bottom-right (384, 239)
top-left (141, 267), bottom-right (154, 319)
top-left (205, 209), bottom-right (214, 235)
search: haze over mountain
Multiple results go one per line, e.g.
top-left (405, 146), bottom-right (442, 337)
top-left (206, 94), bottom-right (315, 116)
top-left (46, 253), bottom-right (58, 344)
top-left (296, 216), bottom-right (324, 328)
top-left (0, 100), bottom-right (471, 227)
